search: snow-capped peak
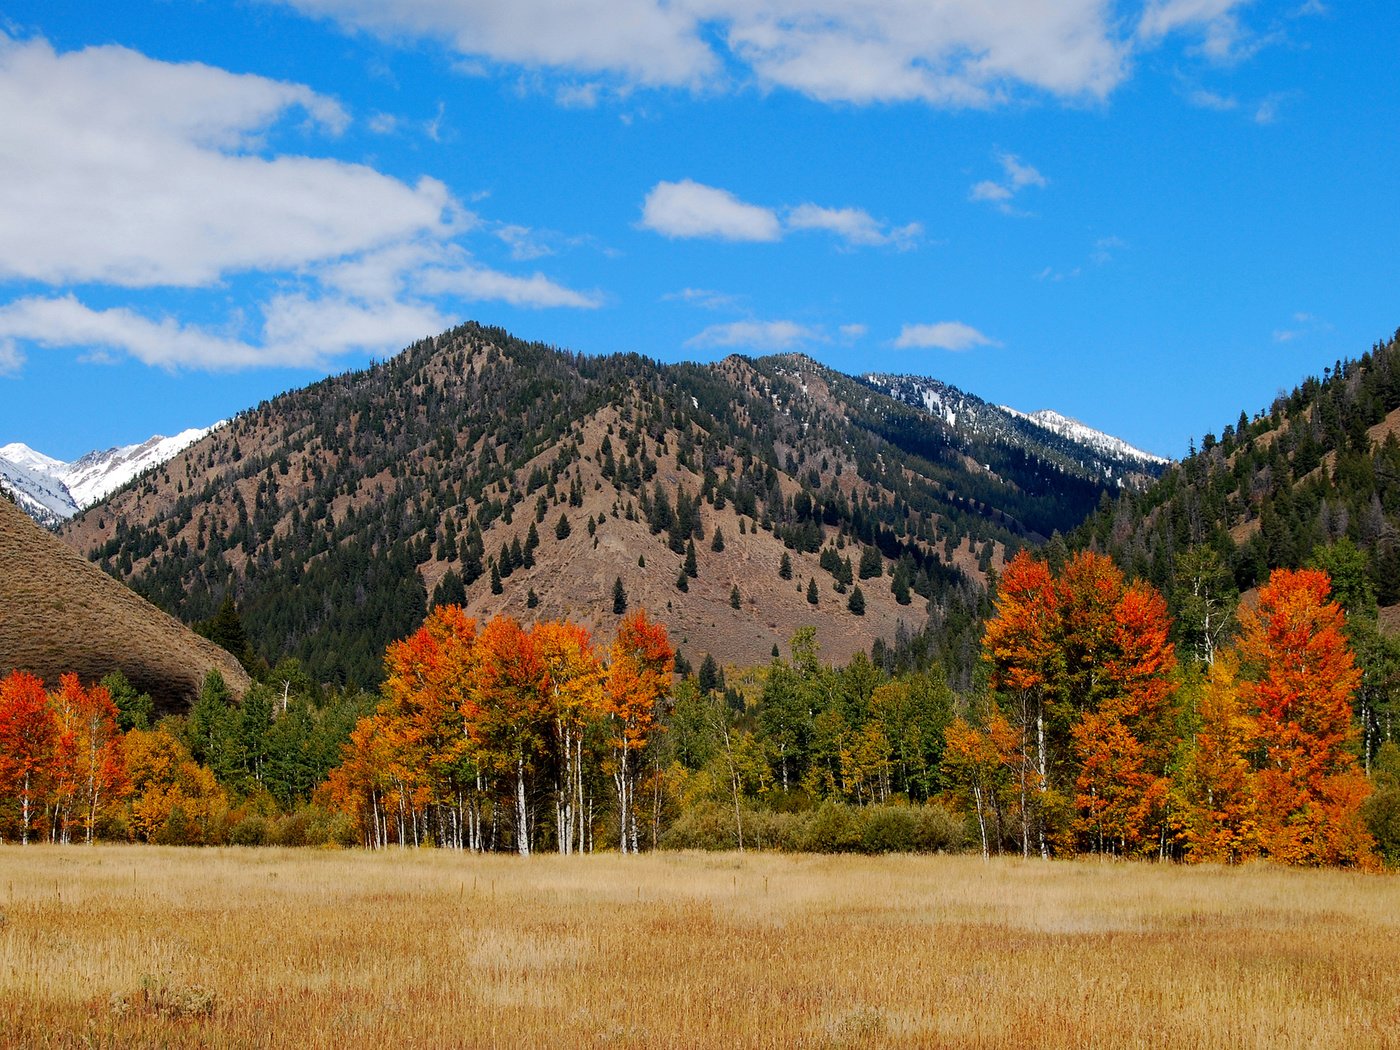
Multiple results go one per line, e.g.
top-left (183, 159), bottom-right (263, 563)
top-left (1000, 407), bottom-right (1168, 466)
top-left (0, 424), bottom-right (219, 526)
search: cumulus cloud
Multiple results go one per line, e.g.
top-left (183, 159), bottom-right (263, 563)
top-left (686, 320), bottom-right (818, 351)
top-left (279, 0), bottom-right (1142, 107)
top-left (280, 0), bottom-right (717, 88)
top-left (0, 34), bottom-right (457, 288)
top-left (894, 322), bottom-right (999, 352)
top-left (640, 180), bottom-right (782, 242)
top-left (0, 34), bottom-right (600, 373)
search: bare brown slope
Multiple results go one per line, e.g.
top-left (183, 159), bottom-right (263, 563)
top-left (0, 496), bottom-right (249, 713)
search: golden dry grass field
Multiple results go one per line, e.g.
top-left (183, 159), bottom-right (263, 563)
top-left (0, 846), bottom-right (1397, 1049)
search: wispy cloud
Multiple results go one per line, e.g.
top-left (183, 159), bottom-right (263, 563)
top-left (662, 287), bottom-right (744, 311)
top-left (894, 322), bottom-right (1000, 352)
top-left (1272, 312), bottom-right (1331, 343)
top-left (970, 152), bottom-right (1047, 215)
top-left (686, 319), bottom-right (820, 351)
top-left (641, 180), bottom-right (919, 248)
top-left (786, 204), bottom-right (921, 249)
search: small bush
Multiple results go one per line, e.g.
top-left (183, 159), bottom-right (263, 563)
top-left (1363, 788), bottom-right (1400, 866)
top-left (230, 816), bottom-right (270, 847)
top-left (860, 805), bottom-right (921, 854)
top-left (800, 802), bottom-right (864, 853)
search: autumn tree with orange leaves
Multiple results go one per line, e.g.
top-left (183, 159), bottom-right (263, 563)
top-left (325, 606), bottom-right (670, 854)
top-left (0, 671), bottom-right (57, 844)
top-left (606, 610), bottom-right (675, 854)
top-left (977, 550), bottom-right (1178, 857)
top-left (1235, 568), bottom-right (1374, 866)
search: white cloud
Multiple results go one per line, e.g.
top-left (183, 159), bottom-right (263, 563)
top-left (786, 204), bottom-right (921, 249)
top-left (1138, 0), bottom-right (1257, 62)
top-left (640, 180), bottom-right (781, 242)
top-left (894, 322), bottom-right (999, 352)
top-left (641, 181), bottom-right (919, 248)
top-left (663, 287), bottom-right (743, 311)
top-left (1272, 312), bottom-right (1330, 343)
top-left (418, 265), bottom-right (602, 309)
top-left (0, 34), bottom-right (458, 288)
top-left (839, 324), bottom-right (868, 342)
top-left (686, 320), bottom-right (818, 351)
top-left (282, 0), bottom-right (717, 88)
top-left (0, 293), bottom-right (452, 371)
top-left (1184, 86), bottom-right (1238, 110)
top-left (0, 35), bottom-right (601, 373)
top-left (0, 338), bottom-right (23, 375)
top-left (1090, 235), bottom-right (1128, 265)
top-left (280, 0), bottom-right (1135, 107)
top-left (970, 152), bottom-right (1047, 213)
top-left (495, 224), bottom-right (555, 261)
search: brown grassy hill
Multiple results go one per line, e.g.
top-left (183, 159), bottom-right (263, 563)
top-left (0, 494), bottom-right (249, 713)
top-left (58, 323), bottom-right (1131, 686)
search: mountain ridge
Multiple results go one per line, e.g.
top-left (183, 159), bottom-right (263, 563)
top-left (56, 322), bottom-right (1159, 686)
top-left (0, 426), bottom-right (217, 526)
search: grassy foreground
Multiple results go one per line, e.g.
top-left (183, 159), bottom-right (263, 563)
top-left (0, 846), bottom-right (1397, 1048)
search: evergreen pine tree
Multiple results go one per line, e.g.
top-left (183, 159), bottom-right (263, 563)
top-left (711, 526), bottom-right (725, 552)
top-left (684, 539), bottom-right (699, 578)
top-left (556, 512), bottom-right (572, 540)
top-left (490, 562), bottom-right (503, 594)
top-left (779, 552), bottom-right (793, 580)
top-left (730, 585), bottom-right (742, 610)
top-left (806, 577), bottom-right (819, 605)
top-left (612, 576), bottom-right (628, 614)
top-left (847, 585), bottom-right (866, 616)
top-left (858, 545), bottom-right (883, 579)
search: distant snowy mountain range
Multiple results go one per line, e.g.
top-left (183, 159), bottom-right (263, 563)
top-left (0, 426), bottom-right (217, 526)
top-left (861, 372), bottom-right (1169, 485)
top-left (998, 406), bottom-right (1169, 467)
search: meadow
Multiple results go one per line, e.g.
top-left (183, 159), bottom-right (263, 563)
top-left (0, 846), bottom-right (1396, 1048)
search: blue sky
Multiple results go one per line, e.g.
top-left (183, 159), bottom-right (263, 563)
top-left (1, 1), bottom-right (1396, 461)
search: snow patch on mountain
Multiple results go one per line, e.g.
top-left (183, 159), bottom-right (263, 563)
top-left (0, 424), bottom-right (218, 525)
top-left (999, 407), bottom-right (1168, 466)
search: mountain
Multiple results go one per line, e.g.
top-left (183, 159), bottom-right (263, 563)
top-left (998, 407), bottom-right (1168, 470)
top-left (0, 427), bottom-right (216, 526)
top-left (863, 373), bottom-right (1169, 488)
top-left (58, 323), bottom-right (1159, 688)
top-left (0, 493), bottom-right (250, 714)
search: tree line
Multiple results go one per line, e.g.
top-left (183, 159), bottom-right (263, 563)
top-left (2, 560), bottom-right (1396, 863)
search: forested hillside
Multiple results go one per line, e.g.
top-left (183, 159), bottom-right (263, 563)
top-left (1078, 329), bottom-right (1400, 602)
top-left (1075, 329), bottom-right (1400, 762)
top-left (61, 323), bottom-right (1147, 688)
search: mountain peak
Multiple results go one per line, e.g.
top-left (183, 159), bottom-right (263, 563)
top-left (0, 424), bottom-right (219, 525)
top-left (1000, 407), bottom-right (1170, 467)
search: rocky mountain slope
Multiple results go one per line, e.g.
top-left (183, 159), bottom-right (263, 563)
top-left (59, 323), bottom-right (1158, 686)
